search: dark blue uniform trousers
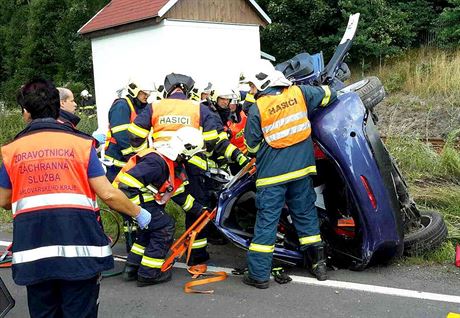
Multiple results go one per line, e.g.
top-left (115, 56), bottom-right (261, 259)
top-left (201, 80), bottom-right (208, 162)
top-left (26, 275), bottom-right (100, 318)
top-left (247, 176), bottom-right (320, 281)
top-left (184, 164), bottom-right (209, 265)
top-left (126, 203), bottom-right (175, 278)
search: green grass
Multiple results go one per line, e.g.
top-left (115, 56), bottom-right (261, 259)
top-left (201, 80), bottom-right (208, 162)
top-left (352, 47), bottom-right (460, 101)
top-left (0, 111), bottom-right (24, 147)
top-left (385, 136), bottom-right (460, 263)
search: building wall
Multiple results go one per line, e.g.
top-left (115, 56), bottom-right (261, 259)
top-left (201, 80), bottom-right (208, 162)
top-left (91, 19), bottom-right (261, 131)
top-left (165, 0), bottom-right (267, 26)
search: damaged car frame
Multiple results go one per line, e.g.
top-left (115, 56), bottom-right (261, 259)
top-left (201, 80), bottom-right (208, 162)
top-left (211, 13), bottom-right (447, 270)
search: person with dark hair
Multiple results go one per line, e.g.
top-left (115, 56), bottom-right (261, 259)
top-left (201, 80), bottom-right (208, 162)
top-left (0, 78), bottom-right (152, 317)
top-left (16, 78), bottom-right (61, 119)
top-left (57, 87), bottom-right (80, 128)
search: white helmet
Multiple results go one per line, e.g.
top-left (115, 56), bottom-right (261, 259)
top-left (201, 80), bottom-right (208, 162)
top-left (240, 60), bottom-right (291, 92)
top-left (155, 127), bottom-right (204, 161)
top-left (190, 82), bottom-right (213, 102)
top-left (80, 89), bottom-right (92, 98)
top-left (126, 78), bottom-right (154, 98)
top-left (148, 83), bottom-right (165, 102)
top-left (211, 86), bottom-right (238, 103)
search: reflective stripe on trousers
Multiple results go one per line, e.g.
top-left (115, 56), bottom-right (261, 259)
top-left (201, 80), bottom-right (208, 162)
top-left (191, 238), bottom-right (207, 250)
top-left (256, 165), bottom-right (316, 187)
top-left (130, 243), bottom-right (145, 256)
top-left (299, 234), bottom-right (321, 246)
top-left (141, 256), bottom-right (165, 269)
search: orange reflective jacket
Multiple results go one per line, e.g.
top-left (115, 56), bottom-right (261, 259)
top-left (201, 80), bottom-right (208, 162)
top-left (228, 111), bottom-right (247, 154)
top-left (150, 99), bottom-right (200, 145)
top-left (1, 131), bottom-right (97, 217)
top-left (256, 86), bottom-right (311, 148)
top-left (113, 148), bottom-right (185, 205)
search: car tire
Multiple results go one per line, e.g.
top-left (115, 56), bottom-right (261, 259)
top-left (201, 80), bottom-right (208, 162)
top-left (343, 76), bottom-right (385, 110)
top-left (403, 210), bottom-right (448, 256)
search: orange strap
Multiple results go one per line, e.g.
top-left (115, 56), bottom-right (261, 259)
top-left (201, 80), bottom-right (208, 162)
top-left (184, 264), bottom-right (228, 294)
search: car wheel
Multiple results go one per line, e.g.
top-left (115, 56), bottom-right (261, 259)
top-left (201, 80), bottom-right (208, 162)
top-left (403, 210), bottom-right (448, 256)
top-left (343, 76), bottom-right (385, 111)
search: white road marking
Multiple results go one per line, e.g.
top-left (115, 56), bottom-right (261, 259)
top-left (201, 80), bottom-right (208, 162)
top-left (115, 256), bottom-right (460, 304)
top-left (289, 275), bottom-right (460, 304)
top-left (4, 242), bottom-right (459, 304)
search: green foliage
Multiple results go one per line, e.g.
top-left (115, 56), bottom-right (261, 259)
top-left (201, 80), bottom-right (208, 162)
top-left (436, 0), bottom-right (460, 48)
top-left (259, 0), bottom-right (452, 64)
top-left (339, 0), bottom-right (414, 59)
top-left (0, 0), bottom-right (109, 107)
top-left (259, 0), bottom-right (340, 61)
top-left (0, 111), bottom-right (24, 149)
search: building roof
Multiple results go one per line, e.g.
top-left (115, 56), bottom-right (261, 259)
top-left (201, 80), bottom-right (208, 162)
top-left (78, 0), bottom-right (271, 35)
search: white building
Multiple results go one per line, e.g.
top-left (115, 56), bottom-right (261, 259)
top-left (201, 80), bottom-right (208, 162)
top-left (78, 0), bottom-right (271, 130)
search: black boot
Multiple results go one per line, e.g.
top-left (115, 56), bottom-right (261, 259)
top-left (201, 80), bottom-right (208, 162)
top-left (242, 273), bottom-right (269, 289)
top-left (122, 263), bottom-right (139, 281)
top-left (304, 243), bottom-right (328, 281)
top-left (137, 271), bottom-right (172, 287)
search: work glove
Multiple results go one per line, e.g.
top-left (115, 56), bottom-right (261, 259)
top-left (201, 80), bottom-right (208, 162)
top-left (236, 153), bottom-right (250, 167)
top-left (134, 208), bottom-right (151, 230)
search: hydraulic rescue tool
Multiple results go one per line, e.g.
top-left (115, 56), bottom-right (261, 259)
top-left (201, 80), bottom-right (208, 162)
top-left (161, 208), bottom-right (227, 294)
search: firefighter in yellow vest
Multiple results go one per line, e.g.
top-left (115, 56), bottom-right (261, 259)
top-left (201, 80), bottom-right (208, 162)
top-left (240, 60), bottom-right (337, 289)
top-left (128, 73), bottom-right (248, 265)
top-left (104, 79), bottom-right (153, 182)
top-left (113, 127), bottom-right (205, 286)
top-left (104, 79), bottom-right (153, 252)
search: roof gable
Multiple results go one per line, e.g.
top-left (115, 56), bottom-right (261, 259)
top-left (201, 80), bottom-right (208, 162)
top-left (78, 0), bottom-right (168, 35)
top-left (78, 0), bottom-right (270, 36)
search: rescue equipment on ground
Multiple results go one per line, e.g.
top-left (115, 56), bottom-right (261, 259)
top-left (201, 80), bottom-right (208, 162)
top-left (161, 208), bottom-right (227, 293)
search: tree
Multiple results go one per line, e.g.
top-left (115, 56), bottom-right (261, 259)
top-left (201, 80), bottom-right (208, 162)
top-left (436, 0), bottom-right (460, 48)
top-left (390, 0), bottom-right (437, 45)
top-left (0, 0), bottom-right (109, 106)
top-left (334, 0), bottom-right (414, 61)
top-left (259, 0), bottom-right (340, 62)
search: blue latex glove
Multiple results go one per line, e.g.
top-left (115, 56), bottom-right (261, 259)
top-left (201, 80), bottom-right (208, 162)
top-left (135, 208), bottom-right (151, 229)
top-left (92, 133), bottom-right (106, 145)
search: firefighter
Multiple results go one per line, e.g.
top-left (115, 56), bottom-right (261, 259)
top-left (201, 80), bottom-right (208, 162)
top-left (104, 78), bottom-right (153, 182)
top-left (114, 127), bottom-right (206, 286)
top-left (189, 82), bottom-right (213, 106)
top-left (105, 78), bottom-right (153, 252)
top-left (128, 73), bottom-right (247, 265)
top-left (0, 79), bottom-right (151, 317)
top-left (240, 60), bottom-right (337, 288)
top-left (211, 88), bottom-right (248, 155)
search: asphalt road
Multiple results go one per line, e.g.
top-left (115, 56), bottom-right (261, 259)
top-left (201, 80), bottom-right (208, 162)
top-left (0, 233), bottom-right (459, 318)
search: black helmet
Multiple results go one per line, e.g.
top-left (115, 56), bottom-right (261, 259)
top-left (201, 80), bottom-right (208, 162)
top-left (163, 73), bottom-right (195, 97)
